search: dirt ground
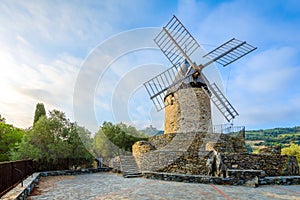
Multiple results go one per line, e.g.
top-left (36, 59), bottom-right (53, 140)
top-left (27, 176), bottom-right (75, 198)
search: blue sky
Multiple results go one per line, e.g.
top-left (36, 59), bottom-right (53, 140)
top-left (0, 0), bottom-right (300, 132)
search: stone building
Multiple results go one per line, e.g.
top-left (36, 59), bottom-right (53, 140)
top-left (164, 60), bottom-right (212, 134)
top-left (116, 61), bottom-right (299, 182)
top-left (164, 85), bottom-right (212, 134)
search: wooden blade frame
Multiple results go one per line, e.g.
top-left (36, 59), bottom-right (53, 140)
top-left (200, 74), bottom-right (238, 122)
top-left (154, 15), bottom-right (200, 69)
top-left (144, 63), bottom-right (194, 111)
top-left (202, 38), bottom-right (257, 67)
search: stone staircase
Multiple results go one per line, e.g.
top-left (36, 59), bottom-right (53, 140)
top-left (119, 155), bottom-right (142, 178)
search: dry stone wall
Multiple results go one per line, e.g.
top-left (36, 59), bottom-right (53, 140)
top-left (132, 141), bottom-right (156, 155)
top-left (148, 134), bottom-right (176, 149)
top-left (222, 153), bottom-right (299, 176)
top-left (133, 132), bottom-right (299, 176)
top-left (133, 132), bottom-right (248, 173)
top-left (158, 151), bottom-right (299, 176)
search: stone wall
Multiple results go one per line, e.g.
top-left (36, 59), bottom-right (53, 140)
top-left (203, 132), bottom-right (246, 153)
top-left (133, 132), bottom-right (248, 173)
top-left (158, 152), bottom-right (299, 176)
top-left (164, 87), bottom-right (212, 134)
top-left (146, 132), bottom-right (246, 153)
top-left (132, 141), bottom-right (156, 155)
top-left (147, 133), bottom-right (176, 149)
top-left (134, 132), bottom-right (197, 172)
top-left (133, 131), bottom-right (299, 176)
top-left (142, 171), bottom-right (300, 186)
top-left (222, 153), bottom-right (299, 176)
top-left (258, 146), bottom-right (281, 154)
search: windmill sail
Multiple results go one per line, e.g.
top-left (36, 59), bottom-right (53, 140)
top-left (200, 74), bottom-right (238, 122)
top-left (203, 82), bottom-right (238, 122)
top-left (144, 62), bottom-right (194, 111)
top-left (145, 15), bottom-right (256, 123)
top-left (154, 15), bottom-right (200, 68)
top-left (203, 38), bottom-right (257, 67)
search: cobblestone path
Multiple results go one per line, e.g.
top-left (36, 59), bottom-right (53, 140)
top-left (28, 173), bottom-right (300, 200)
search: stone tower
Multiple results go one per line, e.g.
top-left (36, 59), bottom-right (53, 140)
top-left (164, 81), bottom-right (212, 134)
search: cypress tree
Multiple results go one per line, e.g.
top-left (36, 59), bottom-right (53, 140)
top-left (33, 103), bottom-right (46, 125)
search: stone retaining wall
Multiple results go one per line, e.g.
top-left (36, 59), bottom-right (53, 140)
top-left (143, 171), bottom-right (300, 186)
top-left (158, 152), bottom-right (299, 176)
top-left (133, 132), bottom-right (299, 177)
top-left (143, 132), bottom-right (246, 154)
top-left (222, 153), bottom-right (299, 176)
top-left (132, 141), bottom-right (156, 155)
top-left (148, 134), bottom-right (176, 149)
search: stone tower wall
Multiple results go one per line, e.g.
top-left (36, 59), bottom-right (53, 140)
top-left (164, 87), bottom-right (212, 134)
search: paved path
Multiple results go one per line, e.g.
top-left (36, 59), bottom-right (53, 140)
top-left (28, 172), bottom-right (300, 200)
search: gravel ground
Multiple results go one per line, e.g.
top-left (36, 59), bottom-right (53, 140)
top-left (27, 172), bottom-right (300, 200)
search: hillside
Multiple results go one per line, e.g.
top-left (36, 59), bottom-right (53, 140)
top-left (246, 126), bottom-right (300, 153)
top-left (140, 125), bottom-right (164, 136)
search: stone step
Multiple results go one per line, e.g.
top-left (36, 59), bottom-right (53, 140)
top-left (123, 173), bottom-right (143, 178)
top-left (120, 155), bottom-right (142, 178)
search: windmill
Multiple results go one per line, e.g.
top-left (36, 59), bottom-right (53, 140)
top-left (144, 15), bottom-right (256, 134)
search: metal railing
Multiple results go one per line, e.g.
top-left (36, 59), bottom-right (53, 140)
top-left (0, 160), bottom-right (33, 197)
top-left (213, 124), bottom-right (245, 135)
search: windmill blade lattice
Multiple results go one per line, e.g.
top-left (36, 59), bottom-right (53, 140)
top-left (203, 38), bottom-right (257, 67)
top-left (144, 63), bottom-right (194, 111)
top-left (201, 79), bottom-right (238, 122)
top-left (154, 15), bottom-right (200, 67)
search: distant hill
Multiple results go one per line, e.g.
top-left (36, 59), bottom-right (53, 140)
top-left (245, 126), bottom-right (300, 153)
top-left (140, 125), bottom-right (164, 136)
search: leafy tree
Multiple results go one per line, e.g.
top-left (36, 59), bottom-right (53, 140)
top-left (33, 103), bottom-right (46, 125)
top-left (11, 110), bottom-right (93, 170)
top-left (0, 122), bottom-right (25, 162)
top-left (93, 122), bottom-right (147, 159)
top-left (281, 144), bottom-right (300, 167)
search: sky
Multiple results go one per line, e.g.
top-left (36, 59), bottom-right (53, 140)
top-left (0, 0), bottom-right (300, 132)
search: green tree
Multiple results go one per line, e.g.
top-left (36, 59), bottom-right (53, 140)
top-left (93, 122), bottom-right (147, 159)
top-left (11, 110), bottom-right (93, 169)
top-left (33, 103), bottom-right (46, 125)
top-left (0, 122), bottom-right (25, 162)
top-left (281, 144), bottom-right (300, 167)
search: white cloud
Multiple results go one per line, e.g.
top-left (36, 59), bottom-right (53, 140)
top-left (228, 47), bottom-right (300, 128)
top-left (0, 0), bottom-right (156, 130)
top-left (0, 47), bottom-right (81, 127)
top-left (233, 47), bottom-right (298, 94)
